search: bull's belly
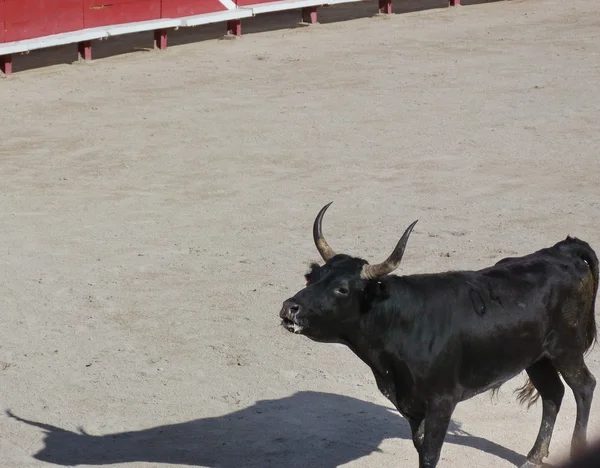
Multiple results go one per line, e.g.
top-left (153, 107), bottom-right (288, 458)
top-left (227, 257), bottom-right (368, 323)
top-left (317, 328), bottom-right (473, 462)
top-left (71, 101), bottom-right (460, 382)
top-left (458, 355), bottom-right (544, 401)
top-left (459, 375), bottom-right (514, 401)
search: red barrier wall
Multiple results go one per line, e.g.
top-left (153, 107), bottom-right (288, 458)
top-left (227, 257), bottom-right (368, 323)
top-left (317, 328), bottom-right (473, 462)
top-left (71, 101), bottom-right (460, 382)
top-left (162, 0), bottom-right (227, 17)
top-left (84, 0), bottom-right (161, 29)
top-left (3, 0), bottom-right (83, 42)
top-left (0, 0), bottom-right (239, 43)
top-left (0, 1), bottom-right (5, 43)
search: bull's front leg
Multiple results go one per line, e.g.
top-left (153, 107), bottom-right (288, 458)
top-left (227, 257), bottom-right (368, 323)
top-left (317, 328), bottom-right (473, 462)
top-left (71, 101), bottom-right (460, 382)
top-left (420, 397), bottom-right (456, 468)
top-left (409, 417), bottom-right (425, 454)
top-left (408, 417), bottom-right (425, 466)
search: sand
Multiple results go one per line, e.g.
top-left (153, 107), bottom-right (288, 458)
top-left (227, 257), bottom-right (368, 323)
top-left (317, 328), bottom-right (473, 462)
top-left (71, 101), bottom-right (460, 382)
top-left (1, 0), bottom-right (599, 466)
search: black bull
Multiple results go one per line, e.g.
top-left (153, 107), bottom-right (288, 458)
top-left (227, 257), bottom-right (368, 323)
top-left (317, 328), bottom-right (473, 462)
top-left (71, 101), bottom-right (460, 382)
top-left (279, 203), bottom-right (598, 468)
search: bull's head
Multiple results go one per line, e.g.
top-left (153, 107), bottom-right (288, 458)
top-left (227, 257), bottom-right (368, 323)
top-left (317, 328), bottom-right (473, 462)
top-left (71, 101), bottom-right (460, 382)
top-left (279, 202), bottom-right (417, 342)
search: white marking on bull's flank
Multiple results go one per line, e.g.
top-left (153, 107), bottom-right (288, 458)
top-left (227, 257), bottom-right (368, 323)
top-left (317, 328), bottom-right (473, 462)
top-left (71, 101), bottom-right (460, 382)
top-left (219, 0), bottom-right (237, 10)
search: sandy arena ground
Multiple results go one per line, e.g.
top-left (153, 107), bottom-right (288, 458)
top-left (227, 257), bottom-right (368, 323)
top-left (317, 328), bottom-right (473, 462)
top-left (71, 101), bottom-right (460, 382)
top-left (1, 0), bottom-right (599, 466)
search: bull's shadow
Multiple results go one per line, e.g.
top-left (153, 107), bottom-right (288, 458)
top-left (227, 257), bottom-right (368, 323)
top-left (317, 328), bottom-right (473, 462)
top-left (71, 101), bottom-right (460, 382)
top-left (7, 391), bottom-right (525, 467)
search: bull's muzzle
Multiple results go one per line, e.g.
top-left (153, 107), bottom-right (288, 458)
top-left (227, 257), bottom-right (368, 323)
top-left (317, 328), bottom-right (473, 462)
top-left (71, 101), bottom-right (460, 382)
top-left (280, 300), bottom-right (304, 333)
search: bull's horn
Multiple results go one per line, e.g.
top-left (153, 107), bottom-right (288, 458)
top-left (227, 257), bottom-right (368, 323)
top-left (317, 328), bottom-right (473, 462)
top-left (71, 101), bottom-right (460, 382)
top-left (313, 202), bottom-right (337, 262)
top-left (361, 220), bottom-right (418, 279)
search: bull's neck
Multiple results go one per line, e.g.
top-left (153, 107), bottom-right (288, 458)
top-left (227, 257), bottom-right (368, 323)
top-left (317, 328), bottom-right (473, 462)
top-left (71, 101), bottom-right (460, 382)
top-left (337, 313), bottom-right (420, 418)
top-left (337, 309), bottom-right (407, 377)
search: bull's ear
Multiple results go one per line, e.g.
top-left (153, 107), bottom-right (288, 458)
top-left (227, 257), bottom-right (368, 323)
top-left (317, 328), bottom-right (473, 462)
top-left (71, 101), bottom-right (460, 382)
top-left (304, 262), bottom-right (321, 285)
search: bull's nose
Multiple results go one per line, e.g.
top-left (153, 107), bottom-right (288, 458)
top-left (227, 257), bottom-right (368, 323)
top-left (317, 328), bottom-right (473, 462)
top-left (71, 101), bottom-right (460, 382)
top-left (280, 300), bottom-right (301, 319)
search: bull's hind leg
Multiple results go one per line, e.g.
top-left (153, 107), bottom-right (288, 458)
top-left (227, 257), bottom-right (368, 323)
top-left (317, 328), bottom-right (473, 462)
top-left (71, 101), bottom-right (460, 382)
top-left (554, 358), bottom-right (596, 457)
top-left (520, 359), bottom-right (564, 468)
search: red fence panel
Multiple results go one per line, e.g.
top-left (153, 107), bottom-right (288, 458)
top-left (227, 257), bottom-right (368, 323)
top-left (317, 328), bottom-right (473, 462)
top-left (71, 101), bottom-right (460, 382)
top-left (0, 1), bottom-right (5, 43)
top-left (161, 0), bottom-right (227, 17)
top-left (84, 0), bottom-right (161, 28)
top-left (235, 0), bottom-right (276, 7)
top-left (3, 0), bottom-right (83, 42)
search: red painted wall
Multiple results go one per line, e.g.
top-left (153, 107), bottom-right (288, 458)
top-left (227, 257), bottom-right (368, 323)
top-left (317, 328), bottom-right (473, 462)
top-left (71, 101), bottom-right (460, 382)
top-left (84, 0), bottom-right (161, 28)
top-left (3, 0), bottom-right (83, 42)
top-left (161, 0), bottom-right (226, 17)
top-left (0, 0), bottom-right (258, 45)
top-left (234, 0), bottom-right (278, 6)
top-left (0, 1), bottom-right (5, 43)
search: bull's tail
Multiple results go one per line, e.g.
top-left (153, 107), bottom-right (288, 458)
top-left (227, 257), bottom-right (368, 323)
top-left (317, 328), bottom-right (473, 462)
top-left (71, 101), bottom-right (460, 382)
top-left (515, 380), bottom-right (540, 408)
top-left (516, 236), bottom-right (599, 408)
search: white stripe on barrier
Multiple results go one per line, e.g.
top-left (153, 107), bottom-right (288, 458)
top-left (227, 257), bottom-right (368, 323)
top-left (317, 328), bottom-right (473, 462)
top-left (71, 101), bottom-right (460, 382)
top-left (0, 43), bottom-right (30, 55)
top-left (0, 28), bottom-right (110, 55)
top-left (245, 0), bottom-right (326, 14)
top-left (106, 19), bottom-right (182, 37)
top-left (219, 0), bottom-right (239, 11)
top-left (181, 9), bottom-right (253, 27)
top-left (325, 0), bottom-right (363, 5)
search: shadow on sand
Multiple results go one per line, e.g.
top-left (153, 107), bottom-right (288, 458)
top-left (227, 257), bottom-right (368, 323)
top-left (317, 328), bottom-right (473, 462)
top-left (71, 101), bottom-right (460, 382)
top-left (7, 391), bottom-right (527, 467)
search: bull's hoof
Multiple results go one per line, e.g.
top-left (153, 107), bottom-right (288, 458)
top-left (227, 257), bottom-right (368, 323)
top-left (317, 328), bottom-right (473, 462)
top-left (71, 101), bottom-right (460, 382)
top-left (519, 461), bottom-right (542, 468)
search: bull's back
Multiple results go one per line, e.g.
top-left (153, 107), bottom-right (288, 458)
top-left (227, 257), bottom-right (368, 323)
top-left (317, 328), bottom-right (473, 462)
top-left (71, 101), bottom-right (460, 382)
top-left (460, 244), bottom-right (595, 391)
top-left (412, 246), bottom-right (590, 395)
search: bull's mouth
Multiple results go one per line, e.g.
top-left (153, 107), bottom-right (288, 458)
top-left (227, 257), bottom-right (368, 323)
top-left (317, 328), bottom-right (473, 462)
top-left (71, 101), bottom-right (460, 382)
top-left (281, 317), bottom-right (304, 334)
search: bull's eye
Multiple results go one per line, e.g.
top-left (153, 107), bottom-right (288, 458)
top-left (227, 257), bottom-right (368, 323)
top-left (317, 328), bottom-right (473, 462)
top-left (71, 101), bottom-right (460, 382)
top-left (335, 287), bottom-right (349, 296)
